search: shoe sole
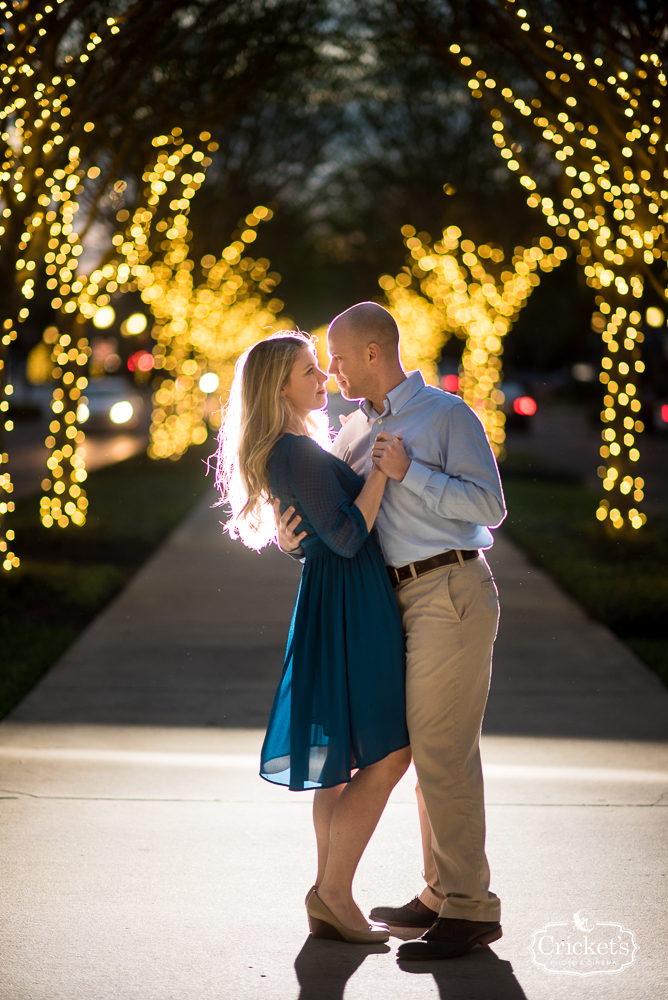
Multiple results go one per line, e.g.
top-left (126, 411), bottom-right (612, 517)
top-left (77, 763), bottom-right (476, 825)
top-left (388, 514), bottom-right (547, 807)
top-left (308, 913), bottom-right (390, 944)
top-left (399, 927), bottom-right (503, 961)
top-left (369, 910), bottom-right (437, 928)
top-left (308, 914), bottom-right (347, 942)
top-left (379, 919), bottom-right (436, 928)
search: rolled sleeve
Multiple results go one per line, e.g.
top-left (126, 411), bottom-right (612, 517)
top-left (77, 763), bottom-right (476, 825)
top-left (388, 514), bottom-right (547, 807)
top-left (397, 405), bottom-right (506, 527)
top-left (401, 459), bottom-right (434, 497)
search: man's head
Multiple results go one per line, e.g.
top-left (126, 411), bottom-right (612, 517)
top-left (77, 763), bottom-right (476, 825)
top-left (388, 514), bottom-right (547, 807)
top-left (327, 302), bottom-right (403, 403)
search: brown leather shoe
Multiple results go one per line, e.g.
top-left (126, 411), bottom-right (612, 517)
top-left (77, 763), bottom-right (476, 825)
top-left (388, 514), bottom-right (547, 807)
top-left (398, 917), bottom-right (503, 960)
top-left (369, 896), bottom-right (439, 928)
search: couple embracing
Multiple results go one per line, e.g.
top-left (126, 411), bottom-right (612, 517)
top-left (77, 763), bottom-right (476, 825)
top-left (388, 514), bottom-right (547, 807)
top-left (216, 302), bottom-right (506, 961)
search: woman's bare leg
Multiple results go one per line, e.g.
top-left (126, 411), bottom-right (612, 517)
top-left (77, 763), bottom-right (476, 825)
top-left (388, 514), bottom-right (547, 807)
top-left (312, 784), bottom-right (345, 886)
top-left (316, 746), bottom-right (412, 930)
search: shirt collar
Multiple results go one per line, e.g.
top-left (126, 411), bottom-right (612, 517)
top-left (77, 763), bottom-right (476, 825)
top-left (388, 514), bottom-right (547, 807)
top-left (361, 370), bottom-right (425, 419)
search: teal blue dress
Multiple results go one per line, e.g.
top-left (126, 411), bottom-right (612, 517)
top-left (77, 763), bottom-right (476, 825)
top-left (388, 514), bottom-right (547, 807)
top-left (261, 433), bottom-right (409, 791)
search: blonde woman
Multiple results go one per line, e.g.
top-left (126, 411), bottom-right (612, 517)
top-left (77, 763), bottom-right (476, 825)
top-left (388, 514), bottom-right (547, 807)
top-left (216, 332), bottom-right (410, 944)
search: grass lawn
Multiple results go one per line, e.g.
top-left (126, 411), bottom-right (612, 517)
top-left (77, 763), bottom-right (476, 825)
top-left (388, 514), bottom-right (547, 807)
top-left (0, 442), bottom-right (215, 719)
top-left (500, 450), bottom-right (668, 688)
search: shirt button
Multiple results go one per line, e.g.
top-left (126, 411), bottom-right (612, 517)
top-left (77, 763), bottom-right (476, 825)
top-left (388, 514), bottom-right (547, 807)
top-left (377, 419), bottom-right (382, 425)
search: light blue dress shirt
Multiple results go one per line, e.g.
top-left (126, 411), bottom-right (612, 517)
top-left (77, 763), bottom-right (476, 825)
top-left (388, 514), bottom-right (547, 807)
top-left (330, 371), bottom-right (506, 568)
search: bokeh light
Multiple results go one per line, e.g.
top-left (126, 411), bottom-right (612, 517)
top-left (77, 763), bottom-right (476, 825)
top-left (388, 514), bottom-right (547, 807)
top-left (449, 10), bottom-right (666, 528)
top-left (128, 351), bottom-right (154, 373)
top-left (380, 225), bottom-right (564, 457)
top-left (124, 313), bottom-right (148, 335)
top-left (50, 131), bottom-right (288, 464)
top-left (199, 373), bottom-right (220, 393)
top-left (110, 401), bottom-right (134, 424)
top-left (93, 306), bottom-right (116, 329)
top-left (646, 307), bottom-right (664, 327)
top-left (514, 396), bottom-right (537, 416)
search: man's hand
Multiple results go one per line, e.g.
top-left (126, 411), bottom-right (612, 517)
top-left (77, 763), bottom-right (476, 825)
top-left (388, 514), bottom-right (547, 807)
top-left (371, 432), bottom-right (410, 481)
top-left (273, 498), bottom-right (307, 551)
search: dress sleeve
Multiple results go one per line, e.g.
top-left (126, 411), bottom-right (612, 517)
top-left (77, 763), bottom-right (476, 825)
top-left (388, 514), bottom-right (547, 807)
top-left (286, 436), bottom-right (369, 558)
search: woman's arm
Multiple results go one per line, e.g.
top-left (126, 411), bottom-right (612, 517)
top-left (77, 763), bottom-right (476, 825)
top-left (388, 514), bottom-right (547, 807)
top-left (353, 466), bottom-right (388, 531)
top-left (285, 436), bottom-right (374, 558)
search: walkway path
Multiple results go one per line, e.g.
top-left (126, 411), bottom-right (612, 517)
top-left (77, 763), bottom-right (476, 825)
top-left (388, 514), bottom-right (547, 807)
top-left (1, 490), bottom-right (667, 1000)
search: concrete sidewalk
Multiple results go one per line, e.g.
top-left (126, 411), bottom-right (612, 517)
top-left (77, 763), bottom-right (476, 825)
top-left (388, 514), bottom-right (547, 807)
top-left (1, 491), bottom-right (667, 1000)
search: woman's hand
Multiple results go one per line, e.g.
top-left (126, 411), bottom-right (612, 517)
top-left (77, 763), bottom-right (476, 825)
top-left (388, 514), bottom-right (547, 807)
top-left (273, 498), bottom-right (308, 551)
top-left (372, 432), bottom-right (410, 482)
top-left (353, 465), bottom-right (388, 531)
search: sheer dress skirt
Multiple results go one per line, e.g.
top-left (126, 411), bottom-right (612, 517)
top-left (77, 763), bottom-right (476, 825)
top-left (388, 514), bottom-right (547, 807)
top-left (261, 434), bottom-right (409, 791)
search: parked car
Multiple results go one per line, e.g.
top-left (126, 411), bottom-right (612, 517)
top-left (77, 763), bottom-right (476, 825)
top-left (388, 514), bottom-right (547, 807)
top-left (77, 377), bottom-right (144, 431)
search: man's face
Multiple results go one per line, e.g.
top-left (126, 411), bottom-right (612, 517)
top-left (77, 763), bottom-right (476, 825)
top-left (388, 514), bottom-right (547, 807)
top-left (327, 324), bottom-right (374, 400)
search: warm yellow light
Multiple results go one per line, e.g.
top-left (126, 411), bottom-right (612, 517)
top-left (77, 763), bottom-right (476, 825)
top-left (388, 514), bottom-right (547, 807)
top-left (124, 312), bottom-right (148, 335)
top-left (93, 306), bottom-right (115, 329)
top-left (109, 401), bottom-right (134, 424)
top-left (646, 306), bottom-right (664, 327)
top-left (380, 228), bottom-right (556, 458)
top-left (199, 373), bottom-right (219, 393)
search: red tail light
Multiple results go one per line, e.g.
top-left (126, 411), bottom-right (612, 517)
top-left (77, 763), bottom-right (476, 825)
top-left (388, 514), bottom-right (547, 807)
top-left (513, 396), bottom-right (537, 416)
top-left (441, 374), bottom-right (459, 392)
top-left (128, 350), bottom-right (154, 373)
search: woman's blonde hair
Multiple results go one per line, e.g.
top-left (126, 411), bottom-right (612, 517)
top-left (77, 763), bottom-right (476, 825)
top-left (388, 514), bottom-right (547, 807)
top-left (215, 331), bottom-right (330, 550)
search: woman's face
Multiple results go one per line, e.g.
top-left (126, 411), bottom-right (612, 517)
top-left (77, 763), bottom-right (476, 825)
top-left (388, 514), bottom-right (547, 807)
top-left (281, 346), bottom-right (328, 416)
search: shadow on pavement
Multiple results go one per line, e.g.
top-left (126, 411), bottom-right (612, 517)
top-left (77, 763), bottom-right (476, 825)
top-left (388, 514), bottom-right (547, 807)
top-left (293, 936), bottom-right (527, 1000)
top-left (294, 936), bottom-right (390, 1000)
top-left (398, 945), bottom-right (528, 1000)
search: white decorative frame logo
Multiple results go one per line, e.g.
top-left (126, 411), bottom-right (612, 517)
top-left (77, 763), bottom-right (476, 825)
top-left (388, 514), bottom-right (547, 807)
top-left (530, 911), bottom-right (638, 977)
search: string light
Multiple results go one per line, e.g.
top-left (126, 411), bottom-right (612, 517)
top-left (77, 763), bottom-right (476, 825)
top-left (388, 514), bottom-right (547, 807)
top-left (0, 12), bottom-right (274, 560)
top-left (0, 319), bottom-right (18, 568)
top-left (0, 24), bottom-right (95, 556)
top-left (39, 155), bottom-right (92, 530)
top-left (141, 217), bottom-right (288, 460)
top-left (445, 11), bottom-right (666, 527)
top-left (29, 132), bottom-right (288, 494)
top-left (66, 132), bottom-right (287, 461)
top-left (379, 226), bottom-right (565, 456)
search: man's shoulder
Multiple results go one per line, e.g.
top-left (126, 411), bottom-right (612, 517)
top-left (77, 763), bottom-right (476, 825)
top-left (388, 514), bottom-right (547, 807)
top-left (411, 384), bottom-right (467, 417)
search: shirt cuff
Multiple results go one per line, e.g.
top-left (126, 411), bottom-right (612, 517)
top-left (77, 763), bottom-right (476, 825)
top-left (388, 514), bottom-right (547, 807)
top-left (401, 460), bottom-right (433, 497)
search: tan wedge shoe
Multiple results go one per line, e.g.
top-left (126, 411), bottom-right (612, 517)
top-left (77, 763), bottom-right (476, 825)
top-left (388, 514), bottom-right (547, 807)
top-left (304, 884), bottom-right (317, 906)
top-left (307, 891), bottom-right (390, 944)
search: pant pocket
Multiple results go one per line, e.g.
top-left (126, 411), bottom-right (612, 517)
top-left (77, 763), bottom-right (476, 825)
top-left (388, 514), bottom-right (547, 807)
top-left (443, 568), bottom-right (464, 623)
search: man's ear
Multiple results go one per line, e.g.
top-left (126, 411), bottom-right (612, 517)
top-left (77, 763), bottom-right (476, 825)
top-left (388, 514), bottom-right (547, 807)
top-left (367, 342), bottom-right (381, 365)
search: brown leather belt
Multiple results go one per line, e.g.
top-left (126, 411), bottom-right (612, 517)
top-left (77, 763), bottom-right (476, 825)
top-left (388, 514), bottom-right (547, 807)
top-left (387, 549), bottom-right (479, 588)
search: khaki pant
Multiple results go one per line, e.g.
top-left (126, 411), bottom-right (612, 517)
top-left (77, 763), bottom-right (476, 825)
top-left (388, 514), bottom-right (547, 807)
top-left (394, 554), bottom-right (500, 922)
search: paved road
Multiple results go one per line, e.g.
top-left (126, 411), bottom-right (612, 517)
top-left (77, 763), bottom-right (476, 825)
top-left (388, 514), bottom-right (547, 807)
top-left (7, 417), bottom-right (147, 499)
top-left (1, 492), bottom-right (667, 999)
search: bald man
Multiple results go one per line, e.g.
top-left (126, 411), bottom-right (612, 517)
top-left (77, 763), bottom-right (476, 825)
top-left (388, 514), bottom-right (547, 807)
top-left (280, 302), bottom-right (506, 960)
